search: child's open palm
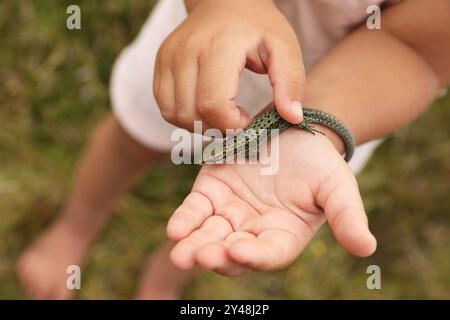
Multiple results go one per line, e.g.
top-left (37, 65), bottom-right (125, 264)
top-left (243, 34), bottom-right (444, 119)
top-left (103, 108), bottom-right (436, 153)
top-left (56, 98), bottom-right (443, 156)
top-left (167, 129), bottom-right (377, 275)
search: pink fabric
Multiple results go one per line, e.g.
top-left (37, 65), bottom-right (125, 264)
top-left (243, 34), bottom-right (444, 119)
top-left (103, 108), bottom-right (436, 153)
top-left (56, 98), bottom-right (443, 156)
top-left (275, 0), bottom-right (400, 68)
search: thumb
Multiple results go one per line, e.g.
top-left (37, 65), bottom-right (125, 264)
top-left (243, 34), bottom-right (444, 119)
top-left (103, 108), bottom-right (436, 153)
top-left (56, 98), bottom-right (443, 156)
top-left (261, 36), bottom-right (305, 124)
top-left (317, 165), bottom-right (377, 257)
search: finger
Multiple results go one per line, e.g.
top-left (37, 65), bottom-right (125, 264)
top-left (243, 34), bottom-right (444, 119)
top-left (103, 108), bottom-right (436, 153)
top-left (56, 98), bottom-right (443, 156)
top-left (167, 192), bottom-right (214, 241)
top-left (168, 170), bottom-right (249, 241)
top-left (260, 34), bottom-right (305, 124)
top-left (154, 46), bottom-right (176, 124)
top-left (196, 49), bottom-right (250, 131)
top-left (170, 216), bottom-right (232, 270)
top-left (173, 55), bottom-right (202, 131)
top-left (317, 165), bottom-right (377, 257)
top-left (215, 198), bottom-right (260, 231)
top-left (228, 229), bottom-right (306, 271)
top-left (228, 208), bottom-right (319, 271)
top-left (197, 165), bottom-right (267, 220)
top-left (195, 231), bottom-right (255, 276)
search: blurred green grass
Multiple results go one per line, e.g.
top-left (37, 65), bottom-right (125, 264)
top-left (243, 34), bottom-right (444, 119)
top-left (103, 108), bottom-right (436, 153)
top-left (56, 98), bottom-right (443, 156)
top-left (0, 1), bottom-right (449, 299)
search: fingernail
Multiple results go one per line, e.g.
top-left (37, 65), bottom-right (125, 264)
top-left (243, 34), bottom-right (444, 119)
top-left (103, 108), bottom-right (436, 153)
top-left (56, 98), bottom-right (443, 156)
top-left (290, 100), bottom-right (303, 122)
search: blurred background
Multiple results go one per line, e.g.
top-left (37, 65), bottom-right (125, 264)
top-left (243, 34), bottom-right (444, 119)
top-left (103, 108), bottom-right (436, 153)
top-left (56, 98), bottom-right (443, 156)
top-left (1, 1), bottom-right (449, 299)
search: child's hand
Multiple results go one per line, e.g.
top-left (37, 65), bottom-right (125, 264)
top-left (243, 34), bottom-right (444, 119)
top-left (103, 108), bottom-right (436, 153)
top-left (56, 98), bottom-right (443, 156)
top-left (154, 0), bottom-right (305, 132)
top-left (166, 129), bottom-right (377, 274)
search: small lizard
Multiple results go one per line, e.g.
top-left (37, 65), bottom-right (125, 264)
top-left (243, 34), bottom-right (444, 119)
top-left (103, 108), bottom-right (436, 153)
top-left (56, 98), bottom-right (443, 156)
top-left (202, 107), bottom-right (355, 164)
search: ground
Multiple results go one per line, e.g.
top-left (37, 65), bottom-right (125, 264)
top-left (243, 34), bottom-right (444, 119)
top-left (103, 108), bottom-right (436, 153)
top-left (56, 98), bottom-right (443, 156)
top-left (0, 1), bottom-right (449, 299)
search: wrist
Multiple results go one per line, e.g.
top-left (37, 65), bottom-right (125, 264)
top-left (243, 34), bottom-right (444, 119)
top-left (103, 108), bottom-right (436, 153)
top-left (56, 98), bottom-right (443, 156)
top-left (259, 103), bottom-right (347, 157)
top-left (302, 91), bottom-right (357, 157)
top-left (313, 124), bottom-right (346, 155)
top-left (281, 126), bottom-right (343, 161)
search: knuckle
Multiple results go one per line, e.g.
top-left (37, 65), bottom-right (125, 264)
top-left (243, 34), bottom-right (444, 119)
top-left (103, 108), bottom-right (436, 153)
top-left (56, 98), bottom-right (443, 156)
top-left (160, 33), bottom-right (187, 59)
top-left (160, 109), bottom-right (176, 124)
top-left (154, 90), bottom-right (162, 105)
top-left (158, 37), bottom-right (173, 56)
top-left (153, 78), bottom-right (159, 98)
top-left (154, 88), bottom-right (166, 108)
top-left (156, 47), bottom-right (173, 70)
top-left (178, 36), bottom-right (198, 54)
top-left (197, 94), bottom-right (217, 114)
top-left (209, 34), bottom-right (226, 51)
top-left (288, 75), bottom-right (306, 90)
top-left (174, 40), bottom-right (199, 66)
top-left (153, 72), bottom-right (162, 99)
top-left (176, 112), bottom-right (194, 127)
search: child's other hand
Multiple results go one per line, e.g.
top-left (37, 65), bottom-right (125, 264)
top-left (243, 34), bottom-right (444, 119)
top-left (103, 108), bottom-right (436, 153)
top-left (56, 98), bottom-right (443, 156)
top-left (166, 129), bottom-right (377, 274)
top-left (154, 0), bottom-right (305, 132)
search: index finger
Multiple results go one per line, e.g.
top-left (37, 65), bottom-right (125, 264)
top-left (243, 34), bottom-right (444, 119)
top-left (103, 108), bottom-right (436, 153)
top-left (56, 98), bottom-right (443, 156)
top-left (226, 211), bottom-right (320, 271)
top-left (196, 49), bottom-right (250, 131)
top-left (167, 192), bottom-right (213, 241)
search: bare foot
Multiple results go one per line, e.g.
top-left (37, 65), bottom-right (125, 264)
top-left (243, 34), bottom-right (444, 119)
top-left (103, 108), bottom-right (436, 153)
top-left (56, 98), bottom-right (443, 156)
top-left (135, 242), bottom-right (197, 300)
top-left (17, 215), bottom-right (97, 299)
